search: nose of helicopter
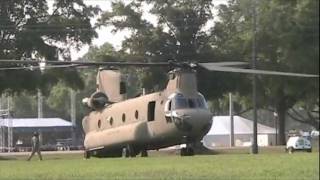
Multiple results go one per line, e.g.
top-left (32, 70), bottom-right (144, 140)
top-left (173, 109), bottom-right (213, 137)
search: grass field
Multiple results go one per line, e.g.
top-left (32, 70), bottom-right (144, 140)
top-left (0, 151), bottom-right (318, 180)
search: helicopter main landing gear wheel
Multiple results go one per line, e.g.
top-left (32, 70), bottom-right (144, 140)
top-left (123, 145), bottom-right (136, 158)
top-left (180, 147), bottom-right (194, 156)
top-left (84, 150), bottom-right (91, 159)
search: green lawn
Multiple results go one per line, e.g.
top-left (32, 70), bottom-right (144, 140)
top-left (0, 152), bottom-right (318, 180)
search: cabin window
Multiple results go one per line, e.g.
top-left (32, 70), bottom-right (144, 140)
top-left (122, 114), bottom-right (126, 123)
top-left (147, 101), bottom-right (156, 121)
top-left (109, 117), bottom-right (113, 125)
top-left (120, 82), bottom-right (126, 94)
top-left (98, 120), bottom-right (101, 128)
top-left (135, 110), bottom-right (139, 119)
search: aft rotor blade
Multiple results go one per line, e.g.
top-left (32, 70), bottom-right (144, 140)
top-left (199, 63), bottom-right (319, 78)
top-left (0, 59), bottom-right (170, 67)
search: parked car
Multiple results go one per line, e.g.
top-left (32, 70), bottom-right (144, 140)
top-left (286, 136), bottom-right (312, 153)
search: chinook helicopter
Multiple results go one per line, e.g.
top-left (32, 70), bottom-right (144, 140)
top-left (0, 59), bottom-right (318, 158)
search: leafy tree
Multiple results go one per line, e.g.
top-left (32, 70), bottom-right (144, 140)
top-left (287, 101), bottom-right (319, 130)
top-left (98, 0), bottom-right (218, 91)
top-left (0, 93), bottom-right (37, 118)
top-left (97, 0), bottom-right (253, 106)
top-left (0, 0), bottom-right (99, 93)
top-left (214, 0), bottom-right (319, 144)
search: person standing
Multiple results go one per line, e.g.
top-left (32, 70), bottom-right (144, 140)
top-left (27, 132), bottom-right (42, 161)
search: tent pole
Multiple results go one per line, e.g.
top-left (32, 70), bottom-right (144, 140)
top-left (229, 93), bottom-right (235, 147)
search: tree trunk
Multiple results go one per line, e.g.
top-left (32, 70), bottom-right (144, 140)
top-left (276, 99), bottom-right (288, 145)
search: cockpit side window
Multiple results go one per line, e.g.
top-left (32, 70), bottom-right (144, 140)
top-left (197, 93), bottom-right (208, 109)
top-left (196, 99), bottom-right (205, 108)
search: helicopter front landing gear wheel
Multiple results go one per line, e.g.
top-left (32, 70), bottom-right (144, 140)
top-left (141, 149), bottom-right (148, 157)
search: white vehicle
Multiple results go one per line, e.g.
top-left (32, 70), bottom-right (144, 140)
top-left (311, 130), bottom-right (319, 137)
top-left (286, 136), bottom-right (312, 153)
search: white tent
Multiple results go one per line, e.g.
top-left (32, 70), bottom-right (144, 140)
top-left (0, 118), bottom-right (73, 152)
top-left (0, 118), bottom-right (72, 128)
top-left (203, 116), bottom-right (276, 148)
top-left (207, 116), bottom-right (276, 135)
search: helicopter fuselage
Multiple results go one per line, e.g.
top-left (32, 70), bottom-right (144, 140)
top-left (82, 68), bottom-right (213, 157)
top-left (83, 91), bottom-right (212, 155)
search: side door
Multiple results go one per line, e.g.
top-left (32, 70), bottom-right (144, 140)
top-left (296, 138), bottom-right (304, 149)
top-left (147, 101), bottom-right (156, 122)
top-left (303, 138), bottom-right (311, 149)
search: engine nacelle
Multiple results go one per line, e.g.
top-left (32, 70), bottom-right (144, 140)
top-left (82, 91), bottom-right (109, 110)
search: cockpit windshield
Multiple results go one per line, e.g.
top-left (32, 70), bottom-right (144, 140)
top-left (174, 96), bottom-right (188, 109)
top-left (171, 93), bottom-right (208, 110)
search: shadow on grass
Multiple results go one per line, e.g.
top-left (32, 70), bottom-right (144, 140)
top-left (0, 156), bottom-right (16, 161)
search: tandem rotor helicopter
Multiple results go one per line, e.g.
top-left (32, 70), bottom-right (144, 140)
top-left (0, 59), bottom-right (318, 158)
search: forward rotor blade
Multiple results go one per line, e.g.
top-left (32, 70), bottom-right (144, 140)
top-left (1, 59), bottom-right (318, 78)
top-left (0, 67), bottom-right (29, 70)
top-left (0, 64), bottom-right (79, 71)
top-left (199, 64), bottom-right (319, 78)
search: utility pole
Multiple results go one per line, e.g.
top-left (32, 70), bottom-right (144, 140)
top-left (37, 89), bottom-right (43, 146)
top-left (0, 95), bottom-right (4, 152)
top-left (37, 89), bottom-right (43, 118)
top-left (70, 89), bottom-right (77, 146)
top-left (229, 93), bottom-right (235, 147)
top-left (251, 0), bottom-right (258, 154)
top-left (274, 112), bottom-right (278, 145)
top-left (7, 96), bottom-right (13, 152)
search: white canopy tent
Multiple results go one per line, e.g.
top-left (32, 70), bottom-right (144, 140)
top-left (0, 118), bottom-right (72, 128)
top-left (203, 116), bottom-right (276, 148)
top-left (207, 116), bottom-right (276, 135)
top-left (0, 118), bottom-right (73, 151)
